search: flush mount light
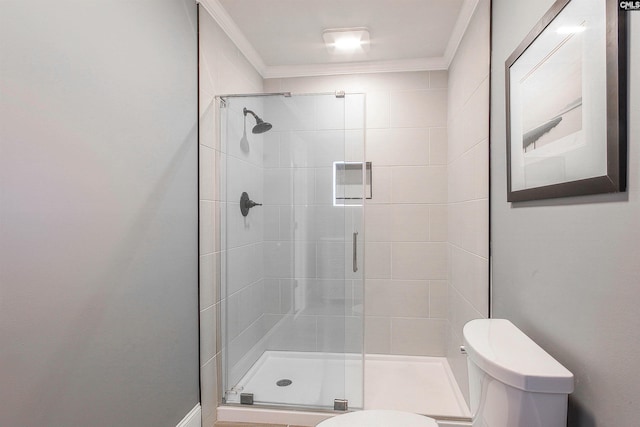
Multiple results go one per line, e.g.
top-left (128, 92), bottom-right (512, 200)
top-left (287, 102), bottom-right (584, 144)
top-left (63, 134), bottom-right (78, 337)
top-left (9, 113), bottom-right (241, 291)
top-left (322, 28), bottom-right (370, 54)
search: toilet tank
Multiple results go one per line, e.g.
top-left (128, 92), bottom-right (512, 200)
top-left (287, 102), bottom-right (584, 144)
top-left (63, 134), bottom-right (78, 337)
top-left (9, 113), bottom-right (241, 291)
top-left (463, 319), bottom-right (574, 427)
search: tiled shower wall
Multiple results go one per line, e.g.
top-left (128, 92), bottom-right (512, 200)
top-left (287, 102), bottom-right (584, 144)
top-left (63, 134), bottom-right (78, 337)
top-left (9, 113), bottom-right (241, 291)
top-left (198, 7), bottom-right (263, 427)
top-left (259, 94), bottom-right (365, 356)
top-left (265, 72), bottom-right (450, 356)
top-left (445, 0), bottom-right (491, 405)
top-left (221, 97), bottom-right (271, 391)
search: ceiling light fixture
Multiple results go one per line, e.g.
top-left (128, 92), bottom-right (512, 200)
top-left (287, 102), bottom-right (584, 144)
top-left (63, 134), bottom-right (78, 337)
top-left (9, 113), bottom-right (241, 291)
top-left (323, 28), bottom-right (370, 54)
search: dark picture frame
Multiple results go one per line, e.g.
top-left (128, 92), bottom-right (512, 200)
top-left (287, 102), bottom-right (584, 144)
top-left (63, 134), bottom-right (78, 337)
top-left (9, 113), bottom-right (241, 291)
top-left (505, 0), bottom-right (627, 202)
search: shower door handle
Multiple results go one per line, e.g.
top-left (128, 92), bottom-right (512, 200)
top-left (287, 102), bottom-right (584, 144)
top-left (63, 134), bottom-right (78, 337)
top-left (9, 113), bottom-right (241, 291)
top-left (352, 232), bottom-right (358, 273)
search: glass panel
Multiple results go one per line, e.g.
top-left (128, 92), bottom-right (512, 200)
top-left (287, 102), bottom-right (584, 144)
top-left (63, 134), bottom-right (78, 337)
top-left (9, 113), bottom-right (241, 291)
top-left (219, 93), bottom-right (365, 410)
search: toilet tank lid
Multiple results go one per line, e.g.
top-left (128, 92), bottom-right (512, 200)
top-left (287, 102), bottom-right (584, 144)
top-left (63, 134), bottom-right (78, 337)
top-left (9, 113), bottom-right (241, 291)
top-left (463, 319), bottom-right (574, 394)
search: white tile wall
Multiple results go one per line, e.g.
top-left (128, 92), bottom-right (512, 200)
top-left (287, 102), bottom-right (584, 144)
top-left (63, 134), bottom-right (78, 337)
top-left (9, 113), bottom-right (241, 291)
top-left (366, 280), bottom-right (430, 317)
top-left (367, 166), bottom-right (393, 204)
top-left (390, 318), bottom-right (447, 355)
top-left (429, 71), bottom-right (449, 89)
top-left (198, 8), bottom-right (264, 420)
top-left (266, 315), bottom-right (317, 352)
top-left (429, 128), bottom-right (448, 165)
top-left (200, 304), bottom-right (217, 363)
top-left (364, 204), bottom-right (393, 242)
top-left (199, 201), bottom-right (216, 254)
top-left (345, 95), bottom-right (366, 130)
top-left (267, 71), bottom-right (450, 357)
top-left (392, 166), bottom-right (447, 204)
top-left (199, 253), bottom-right (218, 310)
top-left (200, 145), bottom-right (216, 200)
top-left (226, 243), bottom-right (263, 295)
top-left (365, 242), bottom-right (392, 279)
top-left (263, 168), bottom-right (293, 205)
top-left (201, 355), bottom-right (219, 427)
top-left (391, 204), bottom-right (430, 242)
top-left (429, 205), bottom-right (448, 242)
top-left (390, 90), bottom-right (448, 128)
top-left (429, 281), bottom-right (449, 318)
top-left (365, 316), bottom-right (391, 354)
top-left (367, 128), bottom-right (430, 166)
top-left (450, 246), bottom-right (489, 314)
top-left (265, 96), bottom-right (316, 132)
top-left (365, 91), bottom-right (390, 129)
top-left (314, 167), bottom-right (334, 205)
top-left (316, 96), bottom-right (346, 130)
top-left (393, 242), bottom-right (448, 280)
top-left (445, 0), bottom-right (491, 406)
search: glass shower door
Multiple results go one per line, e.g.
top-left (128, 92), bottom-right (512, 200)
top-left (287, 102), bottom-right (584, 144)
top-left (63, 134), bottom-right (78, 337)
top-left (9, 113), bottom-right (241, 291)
top-left (219, 92), bottom-right (365, 411)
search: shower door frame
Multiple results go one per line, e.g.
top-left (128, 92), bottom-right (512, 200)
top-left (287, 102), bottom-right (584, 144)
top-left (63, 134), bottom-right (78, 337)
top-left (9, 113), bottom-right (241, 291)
top-left (215, 91), bottom-right (367, 413)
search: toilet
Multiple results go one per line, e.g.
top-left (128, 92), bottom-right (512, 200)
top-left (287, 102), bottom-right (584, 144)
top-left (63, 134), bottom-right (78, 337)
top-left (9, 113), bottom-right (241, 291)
top-left (317, 319), bottom-right (574, 427)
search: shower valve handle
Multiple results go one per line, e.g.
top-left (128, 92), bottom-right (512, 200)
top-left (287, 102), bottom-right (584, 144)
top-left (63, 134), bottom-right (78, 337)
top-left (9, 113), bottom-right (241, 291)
top-left (240, 192), bottom-right (262, 217)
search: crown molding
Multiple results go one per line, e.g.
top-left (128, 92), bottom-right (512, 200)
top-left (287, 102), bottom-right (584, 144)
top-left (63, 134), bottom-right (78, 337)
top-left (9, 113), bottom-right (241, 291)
top-left (443, 0), bottom-right (481, 67)
top-left (199, 0), bottom-right (480, 79)
top-left (261, 57), bottom-right (449, 79)
top-left (198, 0), bottom-right (266, 75)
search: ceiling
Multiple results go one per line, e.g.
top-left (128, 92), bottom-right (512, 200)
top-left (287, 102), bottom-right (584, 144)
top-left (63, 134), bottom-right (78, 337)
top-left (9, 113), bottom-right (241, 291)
top-left (200, 0), bottom-right (479, 78)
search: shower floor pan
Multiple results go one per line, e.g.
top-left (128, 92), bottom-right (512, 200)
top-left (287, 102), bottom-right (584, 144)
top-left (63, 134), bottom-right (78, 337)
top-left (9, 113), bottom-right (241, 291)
top-left (223, 351), bottom-right (470, 420)
top-left (225, 351), bottom-right (364, 409)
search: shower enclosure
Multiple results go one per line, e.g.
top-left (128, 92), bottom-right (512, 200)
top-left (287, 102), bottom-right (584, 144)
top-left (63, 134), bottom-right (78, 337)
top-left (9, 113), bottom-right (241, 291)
top-left (218, 93), bottom-right (366, 411)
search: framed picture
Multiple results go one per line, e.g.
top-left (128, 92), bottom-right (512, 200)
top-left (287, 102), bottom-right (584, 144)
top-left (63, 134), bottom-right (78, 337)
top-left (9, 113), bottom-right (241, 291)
top-left (505, 0), bottom-right (627, 202)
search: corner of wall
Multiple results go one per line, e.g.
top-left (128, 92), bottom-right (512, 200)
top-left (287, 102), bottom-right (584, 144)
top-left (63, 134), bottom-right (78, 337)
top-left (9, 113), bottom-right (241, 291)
top-left (445, 0), bottom-right (491, 407)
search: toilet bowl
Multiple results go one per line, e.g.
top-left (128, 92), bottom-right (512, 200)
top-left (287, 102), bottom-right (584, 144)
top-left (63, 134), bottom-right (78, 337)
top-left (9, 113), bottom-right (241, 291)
top-left (316, 410), bottom-right (438, 427)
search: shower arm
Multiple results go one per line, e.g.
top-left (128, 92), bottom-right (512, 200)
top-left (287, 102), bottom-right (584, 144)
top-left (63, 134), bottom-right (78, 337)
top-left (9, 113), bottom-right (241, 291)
top-left (243, 108), bottom-right (258, 120)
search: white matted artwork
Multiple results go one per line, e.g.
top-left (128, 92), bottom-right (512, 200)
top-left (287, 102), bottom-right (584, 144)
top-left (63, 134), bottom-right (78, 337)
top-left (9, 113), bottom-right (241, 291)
top-left (505, 0), bottom-right (627, 202)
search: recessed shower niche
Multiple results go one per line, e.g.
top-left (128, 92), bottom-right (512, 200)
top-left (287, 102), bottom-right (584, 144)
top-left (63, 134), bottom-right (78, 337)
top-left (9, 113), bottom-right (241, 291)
top-left (217, 92), bottom-right (366, 410)
top-left (333, 161), bottom-right (372, 206)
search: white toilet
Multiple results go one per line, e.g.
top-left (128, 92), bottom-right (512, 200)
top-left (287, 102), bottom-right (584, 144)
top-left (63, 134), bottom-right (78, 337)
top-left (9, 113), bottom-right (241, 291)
top-left (317, 319), bottom-right (574, 427)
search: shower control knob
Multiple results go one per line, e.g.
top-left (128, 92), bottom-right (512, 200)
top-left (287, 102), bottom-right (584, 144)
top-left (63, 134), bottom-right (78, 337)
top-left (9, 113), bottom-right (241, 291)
top-left (240, 192), bottom-right (262, 217)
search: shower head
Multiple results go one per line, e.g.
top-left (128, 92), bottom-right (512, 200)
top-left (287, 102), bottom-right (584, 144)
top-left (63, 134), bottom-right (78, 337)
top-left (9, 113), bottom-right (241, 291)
top-left (252, 118), bottom-right (273, 134)
top-left (243, 107), bottom-right (273, 134)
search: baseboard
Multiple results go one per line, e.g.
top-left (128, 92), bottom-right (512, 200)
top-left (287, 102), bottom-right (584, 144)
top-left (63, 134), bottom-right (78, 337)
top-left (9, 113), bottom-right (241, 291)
top-left (177, 403), bottom-right (202, 427)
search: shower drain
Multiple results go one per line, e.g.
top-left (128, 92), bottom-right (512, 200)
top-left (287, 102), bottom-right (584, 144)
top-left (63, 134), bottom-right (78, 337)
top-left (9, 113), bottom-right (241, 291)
top-left (276, 379), bottom-right (292, 387)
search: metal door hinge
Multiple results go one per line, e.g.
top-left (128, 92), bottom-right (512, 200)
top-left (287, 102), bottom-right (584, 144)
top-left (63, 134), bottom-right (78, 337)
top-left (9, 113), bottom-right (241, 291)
top-left (334, 398), bottom-right (348, 411)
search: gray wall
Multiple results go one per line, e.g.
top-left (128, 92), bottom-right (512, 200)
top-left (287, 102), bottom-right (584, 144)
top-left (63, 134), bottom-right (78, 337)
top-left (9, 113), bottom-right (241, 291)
top-left (0, 1), bottom-right (199, 426)
top-left (491, 1), bottom-right (639, 425)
